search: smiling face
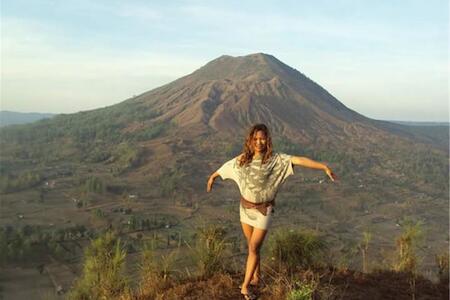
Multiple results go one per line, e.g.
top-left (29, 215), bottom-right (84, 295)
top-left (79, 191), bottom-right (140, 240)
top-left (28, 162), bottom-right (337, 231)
top-left (252, 130), bottom-right (267, 155)
top-left (239, 124), bottom-right (273, 166)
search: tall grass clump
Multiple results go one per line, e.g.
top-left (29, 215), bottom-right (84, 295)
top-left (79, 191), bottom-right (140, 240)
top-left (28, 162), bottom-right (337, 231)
top-left (268, 228), bottom-right (326, 273)
top-left (393, 221), bottom-right (423, 273)
top-left (68, 231), bottom-right (129, 300)
top-left (286, 280), bottom-right (316, 300)
top-left (358, 230), bottom-right (372, 273)
top-left (393, 221), bottom-right (423, 300)
top-left (189, 224), bottom-right (228, 277)
top-left (138, 242), bottom-right (178, 298)
top-left (436, 251), bottom-right (449, 285)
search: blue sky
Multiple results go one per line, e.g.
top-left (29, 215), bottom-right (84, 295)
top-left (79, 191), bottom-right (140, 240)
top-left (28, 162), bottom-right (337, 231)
top-left (1, 0), bottom-right (448, 121)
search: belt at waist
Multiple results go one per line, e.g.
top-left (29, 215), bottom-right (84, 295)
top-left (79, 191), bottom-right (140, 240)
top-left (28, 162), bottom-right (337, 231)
top-left (240, 197), bottom-right (275, 216)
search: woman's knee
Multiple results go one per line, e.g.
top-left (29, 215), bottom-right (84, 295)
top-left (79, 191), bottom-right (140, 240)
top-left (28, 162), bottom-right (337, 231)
top-left (248, 242), bottom-right (261, 255)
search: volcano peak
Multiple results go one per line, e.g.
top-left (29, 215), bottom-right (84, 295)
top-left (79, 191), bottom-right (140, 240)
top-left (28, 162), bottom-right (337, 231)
top-left (188, 53), bottom-right (292, 82)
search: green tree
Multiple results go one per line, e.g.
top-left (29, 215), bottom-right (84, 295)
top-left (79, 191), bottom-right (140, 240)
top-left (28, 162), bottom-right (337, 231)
top-left (84, 176), bottom-right (104, 194)
top-left (68, 232), bottom-right (128, 300)
top-left (393, 221), bottom-right (423, 273)
top-left (393, 221), bottom-right (423, 300)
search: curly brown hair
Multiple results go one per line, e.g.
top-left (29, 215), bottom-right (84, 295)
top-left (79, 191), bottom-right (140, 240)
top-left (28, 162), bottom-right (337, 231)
top-left (238, 124), bottom-right (273, 166)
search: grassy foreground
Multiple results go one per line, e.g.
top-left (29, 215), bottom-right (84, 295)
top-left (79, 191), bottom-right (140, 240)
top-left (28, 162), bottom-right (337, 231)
top-left (64, 226), bottom-right (449, 300)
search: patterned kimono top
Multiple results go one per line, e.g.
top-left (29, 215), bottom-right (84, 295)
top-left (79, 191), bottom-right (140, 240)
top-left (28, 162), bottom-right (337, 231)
top-left (217, 153), bottom-right (294, 204)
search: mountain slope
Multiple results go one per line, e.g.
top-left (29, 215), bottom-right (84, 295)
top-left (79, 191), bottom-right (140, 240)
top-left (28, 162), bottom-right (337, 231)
top-left (1, 53), bottom-right (447, 179)
top-left (121, 53), bottom-right (445, 151)
top-left (2, 53), bottom-right (445, 151)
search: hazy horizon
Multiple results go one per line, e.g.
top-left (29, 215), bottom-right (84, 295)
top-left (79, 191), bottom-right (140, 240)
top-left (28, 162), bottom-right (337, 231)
top-left (1, 1), bottom-right (448, 122)
top-left (2, 108), bottom-right (449, 124)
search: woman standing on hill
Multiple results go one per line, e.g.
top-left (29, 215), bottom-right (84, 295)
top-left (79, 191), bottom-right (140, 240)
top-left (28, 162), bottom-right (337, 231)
top-left (207, 124), bottom-right (336, 300)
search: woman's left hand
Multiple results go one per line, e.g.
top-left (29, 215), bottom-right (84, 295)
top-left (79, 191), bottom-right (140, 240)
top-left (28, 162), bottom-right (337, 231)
top-left (325, 167), bottom-right (337, 182)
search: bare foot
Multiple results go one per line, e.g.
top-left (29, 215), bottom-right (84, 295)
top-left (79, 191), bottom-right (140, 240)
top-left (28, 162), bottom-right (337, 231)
top-left (240, 287), bottom-right (257, 300)
top-left (250, 276), bottom-right (260, 286)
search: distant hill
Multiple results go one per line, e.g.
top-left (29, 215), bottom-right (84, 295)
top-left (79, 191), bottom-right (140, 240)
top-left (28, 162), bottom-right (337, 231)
top-left (0, 110), bottom-right (56, 127)
top-left (388, 120), bottom-right (449, 127)
top-left (383, 120), bottom-right (449, 150)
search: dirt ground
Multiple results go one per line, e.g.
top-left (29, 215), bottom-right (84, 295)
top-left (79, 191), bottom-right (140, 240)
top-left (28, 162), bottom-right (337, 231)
top-left (143, 269), bottom-right (449, 300)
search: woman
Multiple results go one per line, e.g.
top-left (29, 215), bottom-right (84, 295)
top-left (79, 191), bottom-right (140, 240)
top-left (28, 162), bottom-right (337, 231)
top-left (207, 124), bottom-right (336, 300)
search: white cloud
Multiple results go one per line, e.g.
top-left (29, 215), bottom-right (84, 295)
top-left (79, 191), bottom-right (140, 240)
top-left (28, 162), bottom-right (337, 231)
top-left (1, 17), bottom-right (204, 113)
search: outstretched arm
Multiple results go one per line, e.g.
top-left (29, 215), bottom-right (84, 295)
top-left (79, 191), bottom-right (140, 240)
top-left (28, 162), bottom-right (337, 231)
top-left (207, 154), bottom-right (242, 192)
top-left (291, 156), bottom-right (337, 182)
top-left (206, 171), bottom-right (220, 192)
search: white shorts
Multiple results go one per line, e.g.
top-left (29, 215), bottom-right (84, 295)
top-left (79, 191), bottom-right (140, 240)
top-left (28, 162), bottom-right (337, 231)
top-left (239, 204), bottom-right (274, 230)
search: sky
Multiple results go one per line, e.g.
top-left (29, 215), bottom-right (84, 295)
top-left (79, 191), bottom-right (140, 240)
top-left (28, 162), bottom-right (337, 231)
top-left (1, 0), bottom-right (448, 122)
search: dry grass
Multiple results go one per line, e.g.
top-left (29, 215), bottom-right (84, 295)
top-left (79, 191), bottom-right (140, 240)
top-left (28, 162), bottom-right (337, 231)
top-left (188, 224), bottom-right (229, 278)
top-left (436, 251), bottom-right (449, 285)
top-left (136, 244), bottom-right (178, 299)
top-left (65, 226), bottom-right (448, 300)
top-left (268, 228), bottom-right (327, 274)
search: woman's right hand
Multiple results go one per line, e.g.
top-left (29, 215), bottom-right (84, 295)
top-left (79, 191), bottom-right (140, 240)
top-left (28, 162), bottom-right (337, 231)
top-left (206, 174), bottom-right (216, 192)
top-left (206, 176), bottom-right (214, 193)
top-left (325, 167), bottom-right (337, 182)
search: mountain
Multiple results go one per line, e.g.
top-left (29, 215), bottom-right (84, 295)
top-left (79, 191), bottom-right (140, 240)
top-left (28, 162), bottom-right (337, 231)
top-left (0, 110), bottom-right (56, 127)
top-left (2, 53), bottom-right (444, 151)
top-left (131, 53), bottom-right (369, 138)
top-left (1, 53), bottom-right (447, 190)
top-left (1, 52), bottom-right (447, 184)
top-left (122, 53), bottom-right (446, 150)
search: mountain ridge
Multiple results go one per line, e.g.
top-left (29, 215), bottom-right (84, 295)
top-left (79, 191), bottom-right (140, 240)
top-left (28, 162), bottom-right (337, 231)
top-left (1, 53), bottom-right (447, 152)
top-left (118, 53), bottom-right (441, 150)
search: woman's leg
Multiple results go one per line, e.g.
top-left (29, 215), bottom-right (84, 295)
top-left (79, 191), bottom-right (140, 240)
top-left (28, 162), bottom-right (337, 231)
top-left (240, 226), bottom-right (268, 294)
top-left (240, 222), bottom-right (261, 285)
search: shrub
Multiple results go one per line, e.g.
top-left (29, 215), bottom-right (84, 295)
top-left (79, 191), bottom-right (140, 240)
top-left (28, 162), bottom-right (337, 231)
top-left (159, 167), bottom-right (185, 197)
top-left (393, 221), bottom-right (423, 274)
top-left (0, 171), bottom-right (41, 193)
top-left (358, 231), bottom-right (372, 273)
top-left (286, 281), bottom-right (316, 300)
top-left (273, 136), bottom-right (302, 154)
top-left (131, 122), bottom-right (169, 141)
top-left (83, 176), bottom-right (105, 194)
top-left (268, 228), bottom-right (327, 273)
top-left (109, 142), bottom-right (144, 174)
top-left (68, 232), bottom-right (128, 300)
top-left (436, 251), bottom-right (449, 285)
top-left (190, 224), bottom-right (228, 277)
top-left (138, 242), bottom-right (178, 298)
